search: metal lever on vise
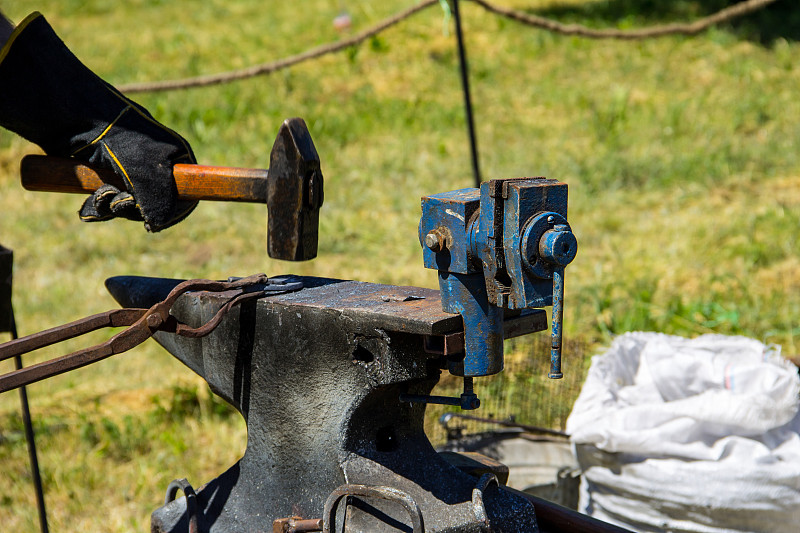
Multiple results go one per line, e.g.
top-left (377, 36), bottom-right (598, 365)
top-left (416, 178), bottom-right (577, 407)
top-left (535, 223), bottom-right (577, 379)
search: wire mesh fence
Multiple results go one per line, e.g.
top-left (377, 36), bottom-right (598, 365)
top-left (424, 334), bottom-right (590, 446)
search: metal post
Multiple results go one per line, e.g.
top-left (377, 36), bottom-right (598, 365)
top-left (12, 320), bottom-right (49, 533)
top-left (1, 245), bottom-right (48, 533)
top-left (451, 0), bottom-right (482, 187)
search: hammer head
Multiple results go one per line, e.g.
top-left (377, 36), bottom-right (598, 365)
top-left (267, 118), bottom-right (324, 261)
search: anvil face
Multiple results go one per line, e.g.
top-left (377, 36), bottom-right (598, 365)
top-left (107, 275), bottom-right (540, 532)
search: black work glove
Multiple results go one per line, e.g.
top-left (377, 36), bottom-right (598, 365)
top-left (0, 12), bottom-right (196, 232)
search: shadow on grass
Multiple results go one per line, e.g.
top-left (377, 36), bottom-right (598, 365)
top-left (528, 0), bottom-right (800, 44)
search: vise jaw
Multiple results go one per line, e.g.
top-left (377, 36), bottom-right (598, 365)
top-left (419, 177), bottom-right (577, 384)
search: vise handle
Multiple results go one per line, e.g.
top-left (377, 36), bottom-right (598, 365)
top-left (20, 155), bottom-right (267, 203)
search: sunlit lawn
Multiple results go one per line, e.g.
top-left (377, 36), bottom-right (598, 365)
top-left (1, 0), bottom-right (798, 530)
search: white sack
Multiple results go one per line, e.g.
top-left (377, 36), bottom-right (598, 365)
top-left (567, 332), bottom-right (800, 533)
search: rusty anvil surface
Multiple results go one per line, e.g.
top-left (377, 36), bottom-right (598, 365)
top-left (106, 274), bottom-right (546, 533)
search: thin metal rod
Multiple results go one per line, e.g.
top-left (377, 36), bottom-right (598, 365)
top-left (440, 412), bottom-right (570, 438)
top-left (399, 393), bottom-right (462, 406)
top-left (10, 313), bottom-right (49, 533)
top-left (452, 0), bottom-right (482, 187)
top-left (548, 268), bottom-right (565, 379)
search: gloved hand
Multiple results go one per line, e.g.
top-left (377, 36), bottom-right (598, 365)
top-left (0, 12), bottom-right (196, 232)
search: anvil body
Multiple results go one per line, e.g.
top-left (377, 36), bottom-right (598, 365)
top-left (107, 275), bottom-right (544, 533)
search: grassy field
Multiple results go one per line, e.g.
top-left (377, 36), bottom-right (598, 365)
top-left (1, 0), bottom-right (799, 530)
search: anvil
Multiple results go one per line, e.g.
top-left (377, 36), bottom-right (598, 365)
top-left (106, 274), bottom-right (547, 532)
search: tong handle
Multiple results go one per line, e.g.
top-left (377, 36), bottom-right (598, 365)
top-left (0, 308), bottom-right (145, 363)
top-left (0, 274), bottom-right (273, 393)
top-left (0, 309), bottom-right (147, 393)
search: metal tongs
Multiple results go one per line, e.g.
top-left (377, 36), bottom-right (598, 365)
top-left (0, 274), bottom-right (298, 393)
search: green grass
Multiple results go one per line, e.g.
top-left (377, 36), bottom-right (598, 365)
top-left (1, 0), bottom-right (799, 530)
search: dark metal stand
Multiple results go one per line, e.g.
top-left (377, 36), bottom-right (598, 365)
top-left (1, 245), bottom-right (48, 533)
top-left (452, 0), bottom-right (482, 187)
top-left (12, 319), bottom-right (50, 533)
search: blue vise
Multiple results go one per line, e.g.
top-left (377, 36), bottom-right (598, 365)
top-left (419, 177), bottom-right (577, 388)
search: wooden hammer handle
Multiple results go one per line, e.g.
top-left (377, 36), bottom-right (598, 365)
top-left (20, 155), bottom-right (267, 203)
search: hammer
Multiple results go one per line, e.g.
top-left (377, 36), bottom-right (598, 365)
top-left (19, 117), bottom-right (323, 261)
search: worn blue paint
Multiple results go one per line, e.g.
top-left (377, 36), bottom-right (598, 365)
top-left (420, 177), bottom-right (577, 381)
top-left (539, 225), bottom-right (578, 268)
top-left (491, 180), bottom-right (568, 310)
top-left (419, 188), bottom-right (480, 274)
top-left (438, 272), bottom-right (504, 377)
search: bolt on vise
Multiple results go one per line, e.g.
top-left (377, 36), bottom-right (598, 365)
top-left (413, 177), bottom-right (577, 408)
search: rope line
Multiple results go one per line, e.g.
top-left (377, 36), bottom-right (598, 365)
top-left (119, 0), bottom-right (439, 93)
top-left (471, 0), bottom-right (780, 40)
top-left (119, 0), bottom-right (780, 94)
